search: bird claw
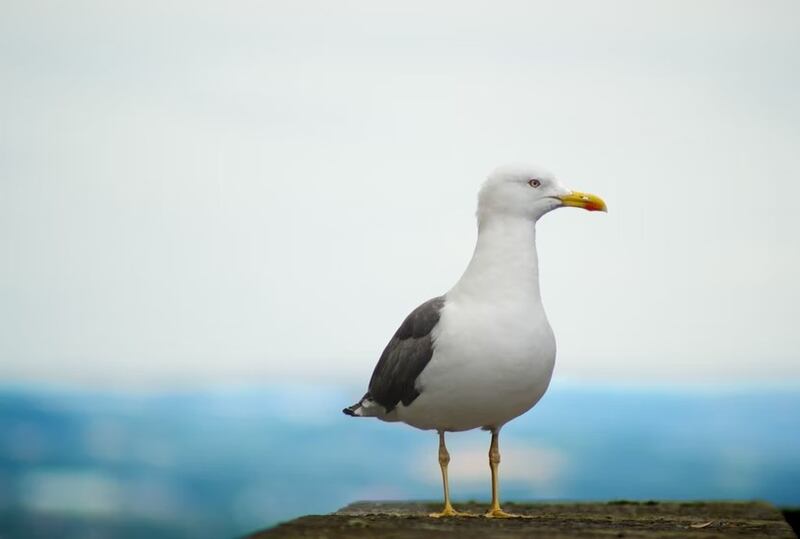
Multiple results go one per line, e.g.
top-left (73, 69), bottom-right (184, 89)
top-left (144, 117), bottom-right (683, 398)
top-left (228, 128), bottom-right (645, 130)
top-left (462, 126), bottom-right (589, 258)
top-left (484, 508), bottom-right (524, 518)
top-left (429, 506), bottom-right (475, 518)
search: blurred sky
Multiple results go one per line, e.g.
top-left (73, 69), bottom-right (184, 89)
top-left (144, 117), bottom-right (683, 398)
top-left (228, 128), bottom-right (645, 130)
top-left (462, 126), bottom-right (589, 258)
top-left (1, 1), bottom-right (799, 386)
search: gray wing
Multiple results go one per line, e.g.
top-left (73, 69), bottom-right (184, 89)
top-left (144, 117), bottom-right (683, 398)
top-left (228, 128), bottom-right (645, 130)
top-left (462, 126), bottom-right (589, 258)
top-left (366, 296), bottom-right (445, 413)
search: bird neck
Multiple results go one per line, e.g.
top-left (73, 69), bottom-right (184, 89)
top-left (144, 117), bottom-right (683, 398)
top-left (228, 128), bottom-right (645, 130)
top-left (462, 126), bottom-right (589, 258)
top-left (449, 215), bottom-right (541, 303)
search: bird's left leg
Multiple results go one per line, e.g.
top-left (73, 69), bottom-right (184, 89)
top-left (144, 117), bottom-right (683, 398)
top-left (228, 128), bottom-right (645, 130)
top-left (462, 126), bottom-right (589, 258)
top-left (485, 429), bottom-right (522, 518)
top-left (429, 431), bottom-right (472, 518)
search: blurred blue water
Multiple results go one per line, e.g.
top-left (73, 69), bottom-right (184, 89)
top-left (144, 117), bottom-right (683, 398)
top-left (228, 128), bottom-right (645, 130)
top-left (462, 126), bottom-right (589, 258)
top-left (0, 381), bottom-right (798, 538)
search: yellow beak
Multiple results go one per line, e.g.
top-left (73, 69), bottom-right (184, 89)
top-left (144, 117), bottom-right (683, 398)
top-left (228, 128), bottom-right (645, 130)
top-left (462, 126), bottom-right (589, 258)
top-left (559, 191), bottom-right (607, 212)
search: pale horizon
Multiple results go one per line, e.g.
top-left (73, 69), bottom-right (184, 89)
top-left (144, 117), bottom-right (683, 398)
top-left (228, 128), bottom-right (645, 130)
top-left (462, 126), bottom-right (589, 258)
top-left (2, 0), bottom-right (799, 386)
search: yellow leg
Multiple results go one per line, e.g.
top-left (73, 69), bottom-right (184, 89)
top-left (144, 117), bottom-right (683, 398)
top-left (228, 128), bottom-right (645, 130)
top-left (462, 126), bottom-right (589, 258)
top-left (429, 431), bottom-right (472, 518)
top-left (485, 429), bottom-right (521, 518)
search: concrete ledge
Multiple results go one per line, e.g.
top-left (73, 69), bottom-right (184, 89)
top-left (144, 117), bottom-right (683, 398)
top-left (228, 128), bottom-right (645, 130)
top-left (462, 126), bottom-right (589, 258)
top-left (247, 500), bottom-right (797, 538)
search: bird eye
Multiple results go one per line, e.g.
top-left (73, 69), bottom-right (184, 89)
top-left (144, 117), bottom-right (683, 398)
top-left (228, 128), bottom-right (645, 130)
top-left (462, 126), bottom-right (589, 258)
top-left (528, 179), bottom-right (541, 188)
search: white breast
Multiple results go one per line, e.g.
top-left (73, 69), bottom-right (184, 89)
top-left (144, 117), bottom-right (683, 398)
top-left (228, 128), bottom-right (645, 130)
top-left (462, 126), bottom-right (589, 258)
top-left (397, 298), bottom-right (555, 431)
top-left (395, 214), bottom-right (557, 432)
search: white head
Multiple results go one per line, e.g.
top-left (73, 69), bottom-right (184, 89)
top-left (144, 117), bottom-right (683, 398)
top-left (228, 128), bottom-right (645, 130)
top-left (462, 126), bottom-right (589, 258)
top-left (477, 163), bottom-right (607, 224)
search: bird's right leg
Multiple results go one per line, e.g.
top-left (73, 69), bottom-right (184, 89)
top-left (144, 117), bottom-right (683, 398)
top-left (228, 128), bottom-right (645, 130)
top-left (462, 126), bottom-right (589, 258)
top-left (429, 431), bottom-right (472, 517)
top-left (484, 428), bottom-right (523, 518)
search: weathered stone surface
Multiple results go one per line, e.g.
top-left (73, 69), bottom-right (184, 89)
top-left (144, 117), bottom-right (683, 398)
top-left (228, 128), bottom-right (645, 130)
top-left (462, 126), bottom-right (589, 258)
top-left (247, 500), bottom-right (796, 538)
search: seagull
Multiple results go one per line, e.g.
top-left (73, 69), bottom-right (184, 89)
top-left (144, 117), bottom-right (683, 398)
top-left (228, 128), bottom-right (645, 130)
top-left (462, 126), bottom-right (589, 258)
top-left (344, 163), bottom-right (606, 518)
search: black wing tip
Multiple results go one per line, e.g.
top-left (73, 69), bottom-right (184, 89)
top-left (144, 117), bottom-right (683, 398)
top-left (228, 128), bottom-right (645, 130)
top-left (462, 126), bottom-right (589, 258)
top-left (343, 392), bottom-right (371, 417)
